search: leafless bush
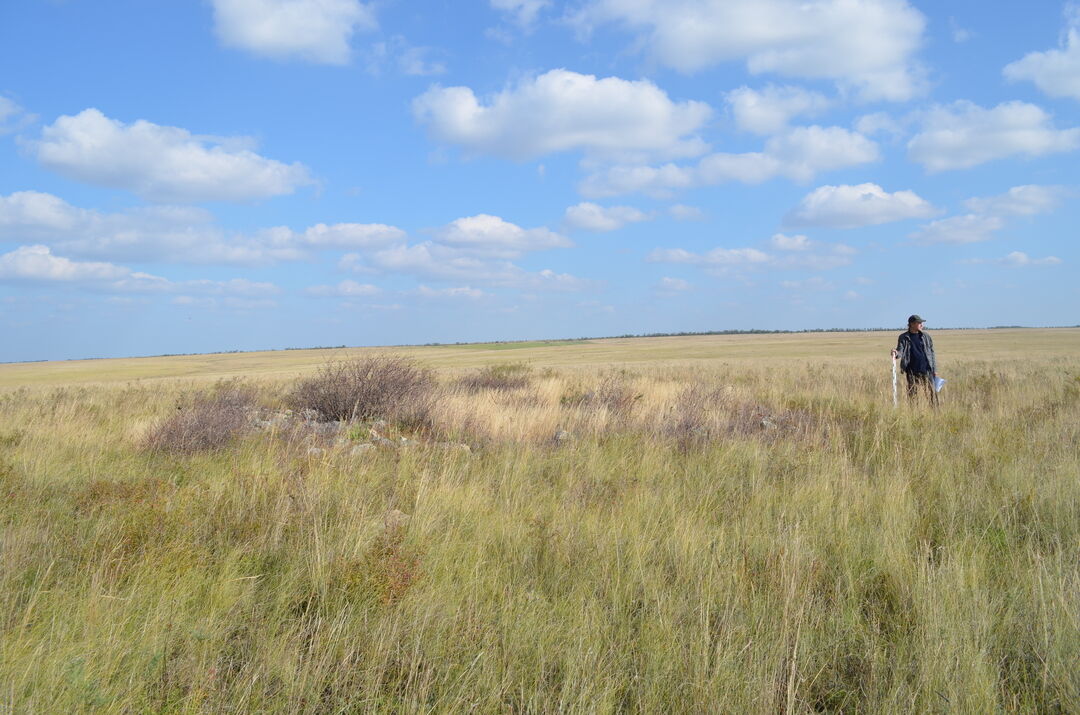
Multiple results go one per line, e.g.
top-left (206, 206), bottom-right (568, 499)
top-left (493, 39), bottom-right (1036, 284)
top-left (287, 355), bottom-right (437, 426)
top-left (560, 373), bottom-right (640, 416)
top-left (455, 362), bottom-right (532, 393)
top-left (660, 384), bottom-right (819, 448)
top-left (144, 380), bottom-right (258, 454)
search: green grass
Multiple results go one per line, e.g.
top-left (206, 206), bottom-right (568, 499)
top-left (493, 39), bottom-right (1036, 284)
top-left (1, 332), bottom-right (1078, 712)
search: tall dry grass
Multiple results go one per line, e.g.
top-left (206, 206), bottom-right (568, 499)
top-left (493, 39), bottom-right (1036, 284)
top-left (0, 354), bottom-right (1077, 712)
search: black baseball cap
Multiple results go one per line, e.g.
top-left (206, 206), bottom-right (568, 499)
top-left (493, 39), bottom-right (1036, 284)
top-left (907, 314), bottom-right (926, 323)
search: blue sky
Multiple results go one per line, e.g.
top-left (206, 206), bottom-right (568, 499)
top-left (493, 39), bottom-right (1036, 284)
top-left (1, 0), bottom-right (1077, 361)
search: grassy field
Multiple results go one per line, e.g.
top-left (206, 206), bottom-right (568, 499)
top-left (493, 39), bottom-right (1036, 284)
top-left (1, 329), bottom-right (1078, 712)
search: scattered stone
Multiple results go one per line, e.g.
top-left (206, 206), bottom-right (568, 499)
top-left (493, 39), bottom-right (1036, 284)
top-left (372, 419), bottom-right (388, 429)
top-left (350, 444), bottom-right (375, 456)
top-left (306, 447), bottom-right (324, 456)
top-left (372, 436), bottom-right (394, 447)
top-left (300, 408), bottom-right (320, 422)
top-left (760, 417), bottom-right (777, 431)
top-left (553, 429), bottom-right (572, 445)
top-left (399, 437), bottom-right (419, 447)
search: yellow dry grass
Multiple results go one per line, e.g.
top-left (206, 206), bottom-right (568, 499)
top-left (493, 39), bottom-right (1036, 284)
top-left (0, 329), bottom-right (1077, 712)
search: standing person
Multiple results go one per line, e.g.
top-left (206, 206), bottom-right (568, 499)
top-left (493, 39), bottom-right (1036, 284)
top-left (891, 315), bottom-right (938, 406)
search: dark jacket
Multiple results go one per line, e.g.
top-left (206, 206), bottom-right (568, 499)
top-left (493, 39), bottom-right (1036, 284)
top-left (895, 330), bottom-right (936, 374)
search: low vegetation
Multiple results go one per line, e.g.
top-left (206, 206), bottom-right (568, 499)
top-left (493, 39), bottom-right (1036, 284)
top-left (0, 339), bottom-right (1077, 712)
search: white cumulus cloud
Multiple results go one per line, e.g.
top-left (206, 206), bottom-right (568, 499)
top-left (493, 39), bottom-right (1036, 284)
top-left (572, 0), bottom-right (927, 101)
top-left (210, 0), bottom-right (376, 64)
top-left (1003, 5), bottom-right (1080, 101)
top-left (413, 69), bottom-right (712, 162)
top-left (0, 245), bottom-right (279, 299)
top-left (725, 85), bottom-right (830, 134)
top-left (32, 109), bottom-right (312, 202)
top-left (0, 244), bottom-right (130, 282)
top-left (784, 183), bottom-right (938, 228)
top-left (563, 202), bottom-right (651, 232)
top-left (582, 125), bottom-right (878, 197)
top-left (435, 214), bottom-right (571, 257)
top-left (907, 101), bottom-right (1080, 172)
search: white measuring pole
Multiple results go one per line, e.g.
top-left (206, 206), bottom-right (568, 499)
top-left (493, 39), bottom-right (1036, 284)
top-left (891, 356), bottom-right (898, 408)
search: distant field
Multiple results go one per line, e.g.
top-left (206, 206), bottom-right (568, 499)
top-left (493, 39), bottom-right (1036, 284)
top-left (2, 328), bottom-right (1077, 386)
top-left (1, 329), bottom-right (1077, 711)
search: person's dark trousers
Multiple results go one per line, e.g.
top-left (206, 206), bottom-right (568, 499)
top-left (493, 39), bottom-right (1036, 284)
top-left (905, 371), bottom-right (938, 406)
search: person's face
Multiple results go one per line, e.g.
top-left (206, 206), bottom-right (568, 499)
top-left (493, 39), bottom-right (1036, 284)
top-left (909, 321), bottom-right (924, 332)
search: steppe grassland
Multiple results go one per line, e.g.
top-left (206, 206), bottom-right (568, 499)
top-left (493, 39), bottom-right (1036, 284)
top-left (1, 329), bottom-right (1077, 712)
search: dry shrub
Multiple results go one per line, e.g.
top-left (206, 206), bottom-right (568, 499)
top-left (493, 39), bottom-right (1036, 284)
top-left (455, 362), bottom-right (533, 393)
top-left (287, 355), bottom-right (436, 426)
top-left (560, 373), bottom-right (640, 416)
top-left (660, 384), bottom-right (817, 448)
top-left (144, 380), bottom-right (257, 454)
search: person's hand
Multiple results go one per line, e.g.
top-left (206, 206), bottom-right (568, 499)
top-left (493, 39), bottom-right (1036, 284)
top-left (890, 349), bottom-right (898, 358)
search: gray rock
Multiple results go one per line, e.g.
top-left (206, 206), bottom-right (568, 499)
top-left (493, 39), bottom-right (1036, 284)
top-left (553, 429), bottom-right (572, 445)
top-left (350, 444), bottom-right (376, 456)
top-left (306, 447), bottom-right (324, 456)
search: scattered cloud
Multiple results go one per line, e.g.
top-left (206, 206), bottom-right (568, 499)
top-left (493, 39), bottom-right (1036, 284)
top-left (210, 0), bottom-right (377, 64)
top-left (490, 0), bottom-right (551, 28)
top-left (0, 191), bottom-right (398, 265)
top-left (648, 237), bottom-right (854, 273)
top-left (0, 95), bottom-right (36, 134)
top-left (346, 241), bottom-right (589, 291)
top-left (306, 279), bottom-right (381, 297)
top-left (571, 0), bottom-right (927, 101)
top-left (781, 276), bottom-right (833, 291)
top-left (415, 284), bottom-right (488, 299)
top-left (963, 184), bottom-right (1067, 216)
top-left (31, 109), bottom-right (313, 202)
top-left (912, 184), bottom-right (1068, 245)
top-left (413, 69), bottom-right (712, 162)
top-left (963, 251), bottom-right (1062, 267)
top-left (725, 85), bottom-right (830, 134)
top-left (655, 276), bottom-right (691, 295)
top-left (1003, 4), bottom-right (1080, 101)
top-left (0, 244), bottom-right (281, 301)
top-left (563, 202), bottom-right (651, 231)
top-left (367, 36), bottom-right (447, 76)
top-left (581, 125), bottom-right (878, 197)
top-left (668, 204), bottom-right (703, 221)
top-left (854, 111), bottom-right (908, 139)
top-left (784, 182), bottom-right (938, 228)
top-left (647, 246), bottom-right (771, 266)
top-left (910, 214), bottom-right (1004, 244)
top-left (907, 100), bottom-right (1080, 172)
top-left (768, 233), bottom-right (813, 251)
